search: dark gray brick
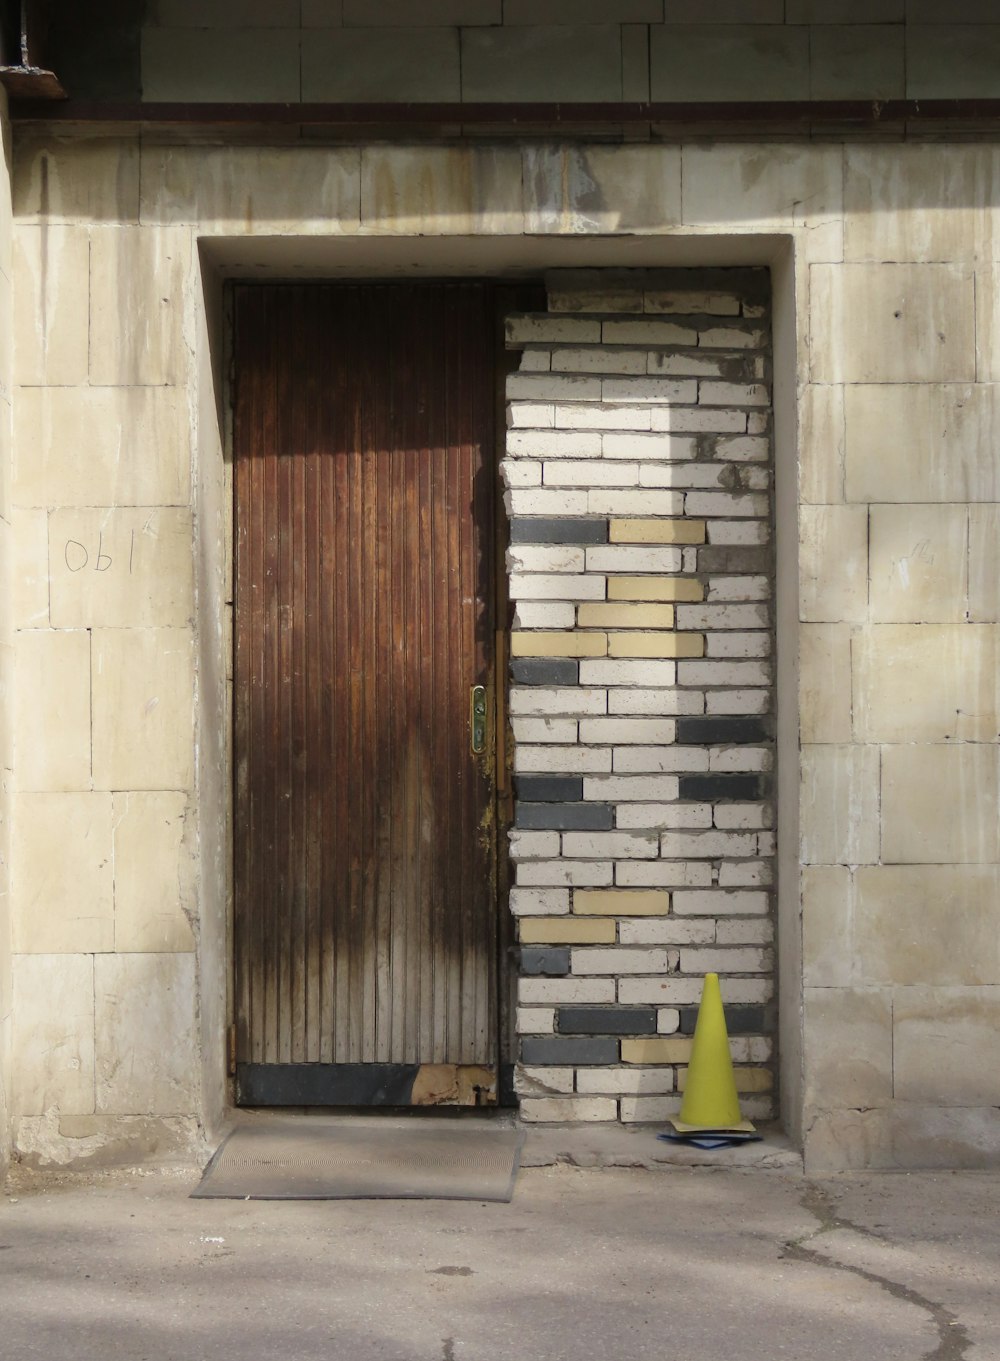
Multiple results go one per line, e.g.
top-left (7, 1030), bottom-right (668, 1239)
top-left (678, 774), bottom-right (764, 801)
top-left (511, 658), bottom-right (578, 686)
top-left (516, 802), bottom-right (613, 831)
top-left (515, 775), bottom-right (583, 802)
top-left (695, 546), bottom-right (771, 574)
top-left (558, 1007), bottom-right (657, 1036)
top-left (676, 717), bottom-right (770, 745)
top-left (679, 1005), bottom-right (768, 1036)
top-left (521, 1036), bottom-right (620, 1065)
top-left (519, 947), bottom-right (570, 977)
top-left (509, 517), bottom-right (608, 545)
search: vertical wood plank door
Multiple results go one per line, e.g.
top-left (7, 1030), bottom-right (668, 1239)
top-left (233, 283), bottom-right (499, 1107)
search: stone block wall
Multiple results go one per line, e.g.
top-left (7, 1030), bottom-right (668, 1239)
top-left (0, 90), bottom-right (12, 1174)
top-left (504, 270), bottom-right (776, 1124)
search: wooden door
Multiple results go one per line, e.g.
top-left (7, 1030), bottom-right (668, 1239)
top-left (232, 282), bottom-right (499, 1107)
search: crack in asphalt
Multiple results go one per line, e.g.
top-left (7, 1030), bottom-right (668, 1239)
top-left (781, 1184), bottom-right (972, 1361)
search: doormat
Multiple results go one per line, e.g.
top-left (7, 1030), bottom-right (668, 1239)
top-left (191, 1120), bottom-right (525, 1202)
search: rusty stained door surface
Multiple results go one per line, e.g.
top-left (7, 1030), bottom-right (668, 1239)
top-left (233, 283), bottom-right (499, 1107)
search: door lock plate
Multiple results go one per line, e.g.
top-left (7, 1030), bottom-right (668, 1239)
top-left (470, 684), bottom-right (487, 754)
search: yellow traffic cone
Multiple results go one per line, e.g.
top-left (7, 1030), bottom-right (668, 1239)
top-left (669, 972), bottom-right (756, 1135)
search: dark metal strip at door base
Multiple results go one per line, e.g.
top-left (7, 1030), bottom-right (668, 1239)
top-left (236, 1063), bottom-right (499, 1108)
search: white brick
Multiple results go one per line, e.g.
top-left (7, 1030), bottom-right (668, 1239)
top-left (602, 432), bottom-right (697, 460)
top-left (601, 378), bottom-right (698, 404)
top-left (510, 887), bottom-right (570, 916)
top-left (603, 320), bottom-right (696, 345)
top-left (544, 460), bottom-right (638, 487)
top-left (555, 405), bottom-right (651, 431)
top-left (518, 352), bottom-right (551, 372)
top-left (672, 890), bottom-right (770, 916)
top-left (578, 717), bottom-right (677, 744)
top-left (717, 919), bottom-right (773, 945)
top-left (516, 861), bottom-right (614, 887)
top-left (620, 1096), bottom-right (683, 1122)
top-left (699, 328), bottom-right (764, 350)
top-left (657, 1009), bottom-right (682, 1033)
top-left (580, 659), bottom-right (677, 687)
top-left (757, 832), bottom-right (775, 856)
top-left (510, 687), bottom-right (607, 716)
top-left (503, 460), bottom-right (542, 488)
top-left (516, 1067), bottom-right (576, 1095)
top-left (706, 520), bottom-right (770, 545)
top-left (718, 861), bottom-right (773, 887)
top-left (509, 829), bottom-right (561, 859)
top-left (747, 413), bottom-right (768, 434)
top-left (586, 546), bottom-right (684, 573)
top-left (685, 492), bottom-right (769, 518)
top-left (506, 489), bottom-right (592, 518)
top-left (583, 775), bottom-right (680, 801)
top-left (699, 382), bottom-right (769, 407)
top-left (576, 1068), bottom-right (675, 1095)
top-left (620, 919), bottom-right (715, 945)
top-left (660, 831), bottom-right (758, 858)
top-left (639, 463), bottom-right (728, 490)
top-left (652, 408), bottom-right (747, 433)
top-left (714, 804), bottom-right (772, 830)
top-left (520, 1097), bottom-right (617, 1123)
top-left (679, 947), bottom-right (770, 974)
top-left (713, 436), bottom-right (769, 462)
top-left (514, 745), bottom-right (612, 774)
top-left (516, 1006), bottom-right (556, 1033)
top-left (507, 544), bottom-right (586, 573)
top-left (616, 861), bottom-right (712, 887)
top-left (677, 603), bottom-right (768, 629)
top-left (618, 978), bottom-right (706, 1005)
top-left (613, 746), bottom-right (709, 773)
top-left (616, 804), bottom-right (713, 830)
top-left (552, 347), bottom-right (646, 375)
top-left (707, 576), bottom-right (770, 601)
top-left (705, 689), bottom-right (770, 715)
top-left (705, 632), bottom-right (771, 659)
top-left (608, 688), bottom-right (704, 715)
top-left (507, 373), bottom-right (601, 401)
top-left (514, 601), bottom-right (576, 629)
top-left (647, 352), bottom-right (726, 377)
top-left (709, 746), bottom-right (771, 772)
top-left (506, 316), bottom-right (601, 345)
top-left (509, 572), bottom-right (606, 600)
top-left (511, 717), bottom-right (579, 744)
top-left (587, 491), bottom-right (684, 517)
top-left (572, 947), bottom-right (677, 975)
top-left (507, 402), bottom-right (554, 427)
top-left (562, 831), bottom-right (658, 859)
top-left (507, 430), bottom-right (602, 458)
top-left (677, 660), bottom-right (770, 686)
top-left (518, 977), bottom-right (616, 1004)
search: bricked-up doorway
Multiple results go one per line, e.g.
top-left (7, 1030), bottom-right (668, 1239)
top-left (232, 281), bottom-right (529, 1107)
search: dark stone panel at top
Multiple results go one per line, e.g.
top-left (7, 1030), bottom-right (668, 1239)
top-left (515, 774), bottom-right (583, 802)
top-left (696, 546), bottom-right (772, 574)
top-left (510, 518), bottom-right (608, 545)
top-left (558, 1006), bottom-right (657, 1036)
top-left (520, 947), bottom-right (570, 977)
top-left (516, 802), bottom-right (613, 831)
top-left (676, 717), bottom-right (771, 745)
top-left (678, 774), bottom-right (764, 801)
top-left (46, 0), bottom-right (143, 101)
top-left (679, 1005), bottom-right (768, 1036)
top-left (511, 658), bottom-right (578, 686)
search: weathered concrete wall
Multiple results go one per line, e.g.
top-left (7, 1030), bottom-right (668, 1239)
top-left (6, 134), bottom-right (1000, 1171)
top-left (0, 89), bottom-right (12, 1177)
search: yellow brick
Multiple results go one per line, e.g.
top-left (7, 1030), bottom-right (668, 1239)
top-left (577, 602), bottom-right (675, 629)
top-left (608, 632), bottom-right (705, 658)
top-left (510, 631), bottom-right (607, 658)
top-left (519, 917), bottom-right (617, 945)
top-left (622, 1038), bottom-right (693, 1065)
top-left (574, 889), bottom-right (670, 916)
top-left (610, 518), bottom-right (706, 545)
top-left (678, 1066), bottom-right (773, 1094)
top-left (608, 576), bottom-right (704, 603)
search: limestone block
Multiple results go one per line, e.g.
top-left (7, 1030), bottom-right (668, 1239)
top-left (523, 146), bottom-right (681, 235)
top-left (798, 384), bottom-right (844, 505)
top-left (802, 865), bottom-right (853, 987)
top-left (810, 264), bottom-right (976, 383)
top-left (13, 225), bottom-right (89, 386)
top-left (881, 745), bottom-right (1000, 865)
top-left (652, 26), bottom-right (809, 102)
top-left (90, 227), bottom-right (191, 386)
top-left (48, 508), bottom-right (193, 629)
top-left (12, 954), bottom-right (94, 1116)
top-left (681, 144), bottom-right (842, 263)
top-left (810, 25), bottom-right (904, 100)
top-left (800, 744), bottom-right (880, 866)
top-left (12, 507), bottom-right (48, 629)
top-left (869, 504), bottom-right (967, 624)
top-left (141, 27), bottom-right (300, 102)
top-left (853, 624), bottom-right (999, 742)
top-left (845, 384), bottom-right (1000, 503)
top-left (894, 987), bottom-right (1000, 1104)
top-left (14, 136), bottom-right (140, 224)
top-left (845, 146), bottom-right (997, 263)
top-left (803, 986), bottom-right (892, 1110)
top-left (308, 30), bottom-right (461, 102)
top-left (799, 624), bottom-right (852, 744)
top-left (94, 952), bottom-right (198, 1115)
top-left (113, 793), bottom-right (195, 953)
top-left (855, 866), bottom-right (1000, 986)
top-left (886, 1105), bottom-right (1000, 1171)
top-left (969, 507), bottom-right (1000, 622)
top-left (975, 264), bottom-right (1000, 381)
top-left (140, 146), bottom-right (361, 234)
top-left (803, 1108), bottom-right (894, 1175)
top-left (799, 504), bottom-right (868, 624)
top-left (360, 147), bottom-right (523, 235)
top-left (14, 630), bottom-right (91, 792)
top-left (462, 26), bottom-right (622, 102)
top-left (13, 793), bottom-right (113, 953)
top-left (91, 628), bottom-right (194, 791)
top-left (14, 386), bottom-right (190, 509)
